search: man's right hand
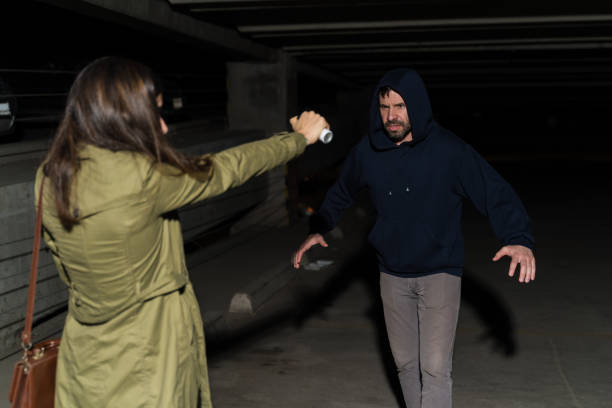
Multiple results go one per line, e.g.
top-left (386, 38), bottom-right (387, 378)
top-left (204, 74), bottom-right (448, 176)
top-left (292, 233), bottom-right (328, 269)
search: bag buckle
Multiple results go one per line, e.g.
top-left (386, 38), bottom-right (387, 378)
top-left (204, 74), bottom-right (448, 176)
top-left (19, 341), bottom-right (33, 373)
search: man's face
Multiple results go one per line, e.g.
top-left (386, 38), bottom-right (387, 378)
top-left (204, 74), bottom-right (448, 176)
top-left (379, 89), bottom-right (411, 143)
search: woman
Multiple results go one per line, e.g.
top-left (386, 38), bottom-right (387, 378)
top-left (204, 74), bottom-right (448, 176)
top-left (35, 56), bottom-right (328, 407)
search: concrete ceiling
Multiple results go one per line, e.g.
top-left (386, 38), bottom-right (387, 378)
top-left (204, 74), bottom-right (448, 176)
top-left (167, 0), bottom-right (612, 88)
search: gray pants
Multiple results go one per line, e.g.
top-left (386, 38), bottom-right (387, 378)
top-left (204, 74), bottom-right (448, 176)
top-left (380, 272), bottom-right (461, 408)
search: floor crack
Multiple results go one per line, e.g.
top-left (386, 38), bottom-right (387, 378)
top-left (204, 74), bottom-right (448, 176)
top-left (549, 338), bottom-right (583, 408)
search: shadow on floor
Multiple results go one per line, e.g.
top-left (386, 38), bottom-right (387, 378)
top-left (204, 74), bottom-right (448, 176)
top-left (461, 269), bottom-right (517, 356)
top-left (207, 247), bottom-right (517, 407)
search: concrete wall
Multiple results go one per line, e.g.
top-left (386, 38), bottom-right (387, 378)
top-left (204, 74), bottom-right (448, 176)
top-left (0, 171), bottom-right (66, 359)
top-left (226, 57), bottom-right (297, 227)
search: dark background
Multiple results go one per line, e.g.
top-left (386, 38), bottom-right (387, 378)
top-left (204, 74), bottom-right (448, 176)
top-left (2, 0), bottom-right (612, 180)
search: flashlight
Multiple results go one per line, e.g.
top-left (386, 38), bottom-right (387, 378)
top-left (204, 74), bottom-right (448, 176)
top-left (319, 129), bottom-right (333, 144)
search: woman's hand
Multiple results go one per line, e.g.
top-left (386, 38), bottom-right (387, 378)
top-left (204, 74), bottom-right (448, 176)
top-left (289, 111), bottom-right (330, 145)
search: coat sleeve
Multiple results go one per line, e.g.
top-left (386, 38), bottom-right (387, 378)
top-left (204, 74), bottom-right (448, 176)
top-left (151, 132), bottom-right (307, 214)
top-left (309, 146), bottom-right (365, 235)
top-left (456, 143), bottom-right (534, 249)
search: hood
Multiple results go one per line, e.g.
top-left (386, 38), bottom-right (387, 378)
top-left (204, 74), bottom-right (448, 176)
top-left (369, 68), bottom-right (434, 150)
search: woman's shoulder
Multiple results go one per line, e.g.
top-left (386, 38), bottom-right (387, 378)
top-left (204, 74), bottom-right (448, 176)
top-left (81, 144), bottom-right (151, 178)
top-left (71, 145), bottom-right (155, 207)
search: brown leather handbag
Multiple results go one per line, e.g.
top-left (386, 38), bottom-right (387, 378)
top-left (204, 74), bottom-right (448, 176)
top-left (8, 180), bottom-right (60, 408)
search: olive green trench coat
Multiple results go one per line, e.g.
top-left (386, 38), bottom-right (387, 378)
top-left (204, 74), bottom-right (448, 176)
top-left (35, 132), bottom-right (306, 407)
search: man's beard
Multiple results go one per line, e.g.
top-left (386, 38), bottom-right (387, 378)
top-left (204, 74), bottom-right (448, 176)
top-left (384, 120), bottom-right (412, 142)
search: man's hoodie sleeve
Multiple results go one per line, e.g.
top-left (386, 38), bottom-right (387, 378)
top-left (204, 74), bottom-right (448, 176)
top-left (309, 147), bottom-right (365, 235)
top-left (457, 143), bottom-right (535, 249)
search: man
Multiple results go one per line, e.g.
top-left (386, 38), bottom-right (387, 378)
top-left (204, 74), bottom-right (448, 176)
top-left (292, 69), bottom-right (535, 408)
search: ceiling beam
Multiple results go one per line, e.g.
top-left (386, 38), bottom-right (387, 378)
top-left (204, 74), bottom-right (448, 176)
top-left (287, 42), bottom-right (612, 56)
top-left (35, 0), bottom-right (358, 88)
top-left (283, 36), bottom-right (612, 51)
top-left (322, 57), bottom-right (612, 68)
top-left (169, 0), bottom-right (297, 3)
top-left (239, 14), bottom-right (612, 33)
top-left (296, 62), bottom-right (357, 88)
top-left (37, 0), bottom-right (277, 60)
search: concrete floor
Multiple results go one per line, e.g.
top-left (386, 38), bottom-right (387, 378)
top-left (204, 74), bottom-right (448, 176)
top-left (205, 160), bottom-right (612, 407)
top-left (205, 237), bottom-right (612, 407)
top-left (2, 160), bottom-right (611, 407)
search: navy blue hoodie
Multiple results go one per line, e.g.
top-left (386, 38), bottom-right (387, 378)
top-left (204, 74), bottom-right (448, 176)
top-left (310, 69), bottom-right (534, 277)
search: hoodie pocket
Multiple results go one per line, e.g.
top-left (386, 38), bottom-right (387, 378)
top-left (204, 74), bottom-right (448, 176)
top-left (368, 216), bottom-right (450, 271)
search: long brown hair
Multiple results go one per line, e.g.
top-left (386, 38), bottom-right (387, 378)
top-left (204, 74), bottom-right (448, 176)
top-left (43, 56), bottom-right (212, 231)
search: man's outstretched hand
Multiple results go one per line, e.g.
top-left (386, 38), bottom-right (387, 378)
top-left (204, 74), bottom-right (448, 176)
top-left (292, 233), bottom-right (328, 269)
top-left (492, 245), bottom-right (536, 283)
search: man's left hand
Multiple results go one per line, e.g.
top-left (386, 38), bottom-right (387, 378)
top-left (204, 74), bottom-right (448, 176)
top-left (492, 245), bottom-right (536, 283)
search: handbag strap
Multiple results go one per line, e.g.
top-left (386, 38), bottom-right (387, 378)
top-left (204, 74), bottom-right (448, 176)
top-left (21, 179), bottom-right (45, 349)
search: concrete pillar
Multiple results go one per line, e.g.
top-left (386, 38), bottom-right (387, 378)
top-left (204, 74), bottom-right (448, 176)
top-left (226, 55), bottom-right (299, 230)
top-left (227, 53), bottom-right (296, 136)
